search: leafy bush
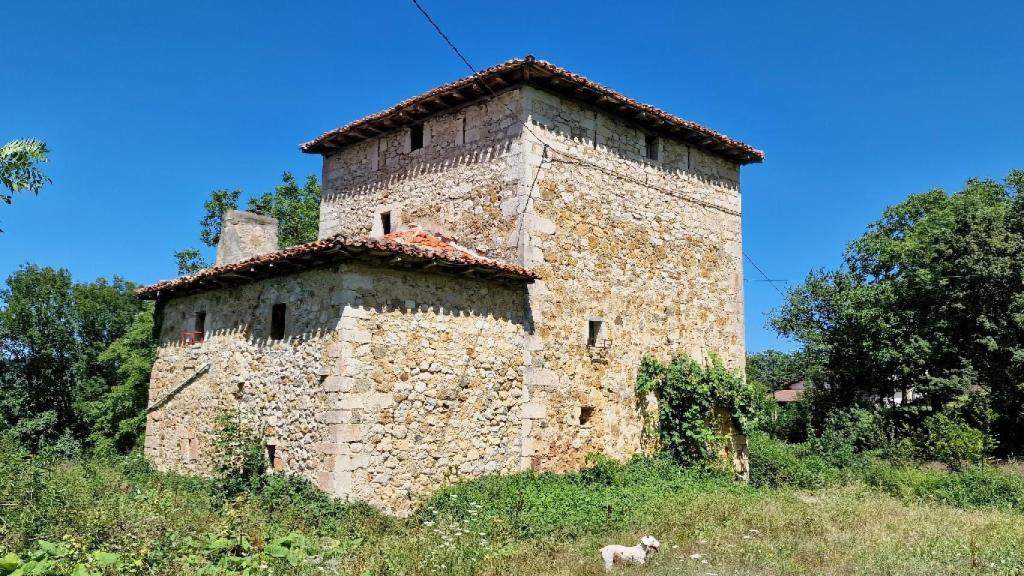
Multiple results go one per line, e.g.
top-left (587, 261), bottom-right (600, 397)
top-left (636, 354), bottom-right (767, 466)
top-left (210, 412), bottom-right (268, 499)
top-left (420, 454), bottom-right (737, 540)
top-left (862, 459), bottom-right (1024, 512)
top-left (747, 433), bottom-right (846, 488)
top-left (758, 400), bottom-right (810, 443)
top-left (923, 413), bottom-right (987, 469)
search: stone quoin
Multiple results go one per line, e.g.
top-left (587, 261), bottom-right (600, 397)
top-left (138, 56), bottom-right (762, 514)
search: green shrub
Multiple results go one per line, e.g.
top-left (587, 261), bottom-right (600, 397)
top-left (210, 412), bottom-right (267, 499)
top-left (862, 458), bottom-right (1024, 512)
top-left (419, 454), bottom-right (736, 540)
top-left (923, 413), bottom-right (987, 469)
top-left (880, 436), bottom-right (921, 466)
top-left (747, 433), bottom-right (845, 488)
top-left (636, 354), bottom-right (766, 466)
top-left (758, 401), bottom-right (810, 443)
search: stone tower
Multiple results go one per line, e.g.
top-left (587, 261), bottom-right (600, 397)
top-left (139, 56), bottom-right (761, 514)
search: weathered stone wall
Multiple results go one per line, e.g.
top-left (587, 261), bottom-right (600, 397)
top-left (147, 81), bottom-right (749, 512)
top-left (515, 86), bottom-right (745, 471)
top-left (318, 89), bottom-right (530, 262)
top-left (145, 263), bottom-right (528, 514)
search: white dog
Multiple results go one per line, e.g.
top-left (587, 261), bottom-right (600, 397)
top-left (600, 535), bottom-right (661, 571)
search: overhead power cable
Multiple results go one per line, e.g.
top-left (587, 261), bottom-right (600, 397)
top-left (409, 0), bottom-right (788, 300)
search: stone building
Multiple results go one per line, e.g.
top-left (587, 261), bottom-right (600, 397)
top-left (138, 56), bottom-right (763, 514)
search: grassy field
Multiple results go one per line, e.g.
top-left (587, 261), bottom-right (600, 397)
top-left (3, 445), bottom-right (1024, 575)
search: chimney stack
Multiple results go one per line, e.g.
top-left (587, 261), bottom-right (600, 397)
top-left (215, 210), bottom-right (279, 266)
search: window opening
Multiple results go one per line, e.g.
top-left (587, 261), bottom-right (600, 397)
top-left (270, 303), bottom-right (286, 340)
top-left (587, 320), bottom-right (604, 347)
top-left (645, 134), bottom-right (659, 160)
top-left (410, 124), bottom-right (424, 151)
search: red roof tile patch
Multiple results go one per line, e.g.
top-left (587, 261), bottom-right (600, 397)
top-left (136, 230), bottom-right (536, 300)
top-left (300, 56), bottom-right (763, 165)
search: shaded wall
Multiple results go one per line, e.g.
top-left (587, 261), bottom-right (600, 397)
top-left (145, 263), bottom-right (528, 514)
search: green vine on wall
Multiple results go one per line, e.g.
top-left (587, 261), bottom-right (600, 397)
top-left (636, 354), bottom-right (766, 466)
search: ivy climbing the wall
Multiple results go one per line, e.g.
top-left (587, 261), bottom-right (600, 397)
top-left (636, 354), bottom-right (767, 466)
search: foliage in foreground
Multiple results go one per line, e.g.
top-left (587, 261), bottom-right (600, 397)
top-left (4, 437), bottom-right (1024, 575)
top-left (0, 138), bottom-right (49, 214)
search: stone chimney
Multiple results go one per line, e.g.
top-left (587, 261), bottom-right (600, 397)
top-left (215, 210), bottom-right (279, 266)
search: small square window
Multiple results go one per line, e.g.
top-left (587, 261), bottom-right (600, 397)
top-left (270, 303), bottom-right (286, 340)
top-left (579, 406), bottom-right (595, 425)
top-left (410, 124), bottom-right (424, 151)
top-left (587, 320), bottom-right (604, 347)
top-left (645, 134), bottom-right (659, 160)
top-left (380, 211), bottom-right (392, 235)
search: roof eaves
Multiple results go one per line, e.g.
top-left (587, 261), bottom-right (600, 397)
top-left (300, 56), bottom-right (764, 165)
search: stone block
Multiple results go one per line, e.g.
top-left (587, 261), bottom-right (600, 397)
top-left (345, 330), bottom-right (372, 344)
top-left (523, 367), bottom-right (557, 388)
top-left (323, 410), bottom-right (353, 424)
top-left (332, 424), bottom-right (364, 443)
top-left (324, 376), bottom-right (350, 392)
top-left (335, 470), bottom-right (353, 494)
top-left (521, 403), bottom-right (546, 419)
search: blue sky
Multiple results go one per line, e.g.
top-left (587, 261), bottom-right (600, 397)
top-left (4, 1), bottom-right (1023, 352)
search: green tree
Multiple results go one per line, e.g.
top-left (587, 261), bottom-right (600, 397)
top-left (246, 172), bottom-right (320, 248)
top-left (174, 173), bottom-right (320, 272)
top-left (0, 139), bottom-right (49, 203)
top-left (200, 189), bottom-right (242, 246)
top-left (772, 170), bottom-right (1024, 453)
top-left (746, 349), bottom-right (818, 391)
top-left (0, 265), bottom-right (146, 450)
top-left (0, 139), bottom-right (50, 232)
top-left (79, 309), bottom-right (156, 452)
top-left (0, 266), bottom-right (76, 450)
top-left (173, 248), bottom-right (208, 275)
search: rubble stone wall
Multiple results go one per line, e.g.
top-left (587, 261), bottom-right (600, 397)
top-left (515, 85), bottom-right (745, 471)
top-left (318, 89), bottom-right (530, 263)
top-left (146, 82), bottom-right (750, 512)
top-left (144, 263), bottom-right (528, 514)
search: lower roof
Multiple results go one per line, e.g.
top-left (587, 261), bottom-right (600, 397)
top-left (136, 230), bottom-right (537, 301)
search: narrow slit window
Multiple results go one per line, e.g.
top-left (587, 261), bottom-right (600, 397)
top-left (380, 211), bottom-right (392, 235)
top-left (410, 124), bottom-right (424, 151)
top-left (266, 444), bottom-right (277, 470)
top-left (587, 320), bottom-right (603, 347)
top-left (194, 311), bottom-right (206, 340)
top-left (645, 134), bottom-right (659, 160)
top-left (461, 116), bottom-right (467, 144)
top-left (270, 303), bottom-right (286, 340)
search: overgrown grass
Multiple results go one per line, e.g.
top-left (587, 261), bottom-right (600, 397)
top-left (3, 438), bottom-right (1024, 575)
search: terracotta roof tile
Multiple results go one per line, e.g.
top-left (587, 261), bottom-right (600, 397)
top-left (300, 56), bottom-right (763, 165)
top-left (136, 230), bottom-right (536, 300)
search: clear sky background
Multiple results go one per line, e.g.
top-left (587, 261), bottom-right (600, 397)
top-left (3, 1), bottom-right (1023, 352)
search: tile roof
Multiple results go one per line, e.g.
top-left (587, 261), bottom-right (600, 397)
top-left (300, 55), bottom-right (764, 165)
top-left (135, 230), bottom-right (537, 301)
